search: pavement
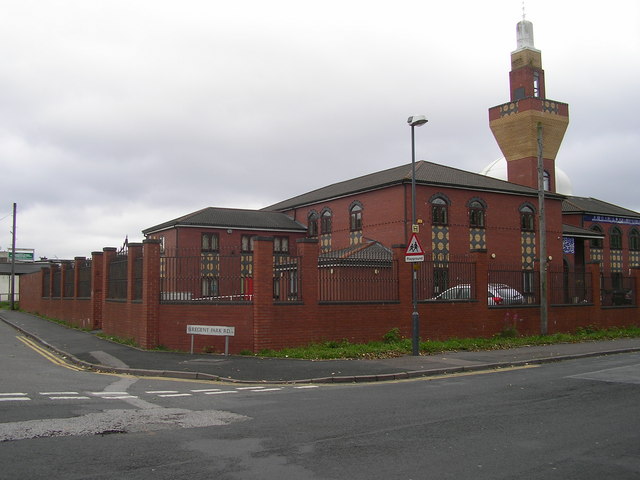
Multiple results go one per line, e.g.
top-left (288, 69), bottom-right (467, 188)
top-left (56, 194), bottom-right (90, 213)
top-left (2, 309), bottom-right (640, 384)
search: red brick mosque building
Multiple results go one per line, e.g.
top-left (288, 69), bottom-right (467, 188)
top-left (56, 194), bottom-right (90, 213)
top-left (20, 16), bottom-right (639, 353)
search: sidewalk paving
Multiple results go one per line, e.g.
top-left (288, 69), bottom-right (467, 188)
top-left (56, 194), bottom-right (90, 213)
top-left (2, 309), bottom-right (640, 384)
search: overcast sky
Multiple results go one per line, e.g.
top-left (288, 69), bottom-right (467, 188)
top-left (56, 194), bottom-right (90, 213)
top-left (1, 0), bottom-right (638, 260)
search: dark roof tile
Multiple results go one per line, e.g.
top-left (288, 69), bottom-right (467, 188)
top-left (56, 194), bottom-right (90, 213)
top-left (143, 207), bottom-right (306, 235)
top-left (264, 161), bottom-right (556, 211)
top-left (562, 196), bottom-right (640, 218)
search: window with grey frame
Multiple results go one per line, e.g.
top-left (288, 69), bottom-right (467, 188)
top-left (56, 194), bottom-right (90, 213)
top-left (469, 200), bottom-right (485, 228)
top-left (307, 212), bottom-right (318, 237)
top-left (630, 229), bottom-right (640, 251)
top-left (201, 232), bottom-right (219, 252)
top-left (241, 235), bottom-right (255, 253)
top-left (431, 197), bottom-right (448, 226)
top-left (349, 203), bottom-right (363, 231)
top-left (320, 210), bottom-right (332, 234)
top-left (590, 225), bottom-right (603, 249)
top-left (520, 205), bottom-right (535, 231)
top-left (610, 227), bottom-right (622, 250)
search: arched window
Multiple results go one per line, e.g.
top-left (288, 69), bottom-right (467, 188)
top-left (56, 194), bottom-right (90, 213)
top-left (431, 196), bottom-right (449, 226)
top-left (610, 227), bottom-right (623, 250)
top-left (520, 205), bottom-right (535, 231)
top-left (307, 211), bottom-right (318, 238)
top-left (590, 225), bottom-right (603, 249)
top-left (630, 229), bottom-right (640, 251)
top-left (320, 209), bottom-right (332, 234)
top-left (543, 171), bottom-right (551, 191)
top-left (349, 203), bottom-right (363, 231)
top-left (468, 199), bottom-right (486, 228)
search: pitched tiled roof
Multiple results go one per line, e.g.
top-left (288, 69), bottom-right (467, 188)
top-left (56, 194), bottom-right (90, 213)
top-left (562, 224), bottom-right (604, 239)
top-left (142, 207), bottom-right (306, 235)
top-left (318, 240), bottom-right (392, 266)
top-left (264, 161), bottom-right (558, 211)
top-left (562, 196), bottom-right (640, 218)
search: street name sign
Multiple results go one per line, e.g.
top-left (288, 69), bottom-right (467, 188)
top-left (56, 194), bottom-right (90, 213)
top-left (187, 325), bottom-right (235, 336)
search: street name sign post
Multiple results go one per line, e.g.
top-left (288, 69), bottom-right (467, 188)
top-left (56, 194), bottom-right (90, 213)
top-left (187, 325), bottom-right (235, 355)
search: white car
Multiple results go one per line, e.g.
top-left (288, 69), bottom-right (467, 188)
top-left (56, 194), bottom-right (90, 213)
top-left (431, 283), bottom-right (524, 305)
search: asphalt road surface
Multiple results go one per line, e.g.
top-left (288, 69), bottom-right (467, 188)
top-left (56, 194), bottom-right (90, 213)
top-left (1, 320), bottom-right (639, 479)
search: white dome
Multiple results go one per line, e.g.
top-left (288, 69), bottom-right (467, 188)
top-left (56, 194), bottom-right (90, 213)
top-left (480, 157), bottom-right (573, 195)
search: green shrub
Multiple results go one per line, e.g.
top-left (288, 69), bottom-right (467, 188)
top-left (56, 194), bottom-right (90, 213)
top-left (383, 327), bottom-right (401, 343)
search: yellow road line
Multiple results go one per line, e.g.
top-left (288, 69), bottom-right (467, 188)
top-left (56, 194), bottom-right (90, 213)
top-left (16, 336), bottom-right (85, 371)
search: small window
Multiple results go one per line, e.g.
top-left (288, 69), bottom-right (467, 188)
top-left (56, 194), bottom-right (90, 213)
top-left (630, 229), bottom-right (640, 251)
top-left (432, 197), bottom-right (448, 226)
top-left (350, 203), bottom-right (363, 231)
top-left (273, 236), bottom-right (289, 253)
top-left (158, 235), bottom-right (165, 254)
top-left (469, 200), bottom-right (485, 228)
top-left (241, 235), bottom-right (255, 253)
top-left (543, 170), bottom-right (551, 191)
top-left (201, 233), bottom-right (219, 252)
top-left (590, 225), bottom-right (603, 249)
top-left (321, 210), bottom-right (332, 234)
top-left (201, 277), bottom-right (219, 297)
top-left (610, 227), bottom-right (622, 250)
top-left (520, 205), bottom-right (535, 231)
top-left (533, 71), bottom-right (540, 97)
top-left (523, 270), bottom-right (535, 295)
top-left (308, 212), bottom-right (318, 238)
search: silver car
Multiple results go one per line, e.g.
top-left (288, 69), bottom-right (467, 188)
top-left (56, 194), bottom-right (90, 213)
top-left (431, 283), bottom-right (524, 305)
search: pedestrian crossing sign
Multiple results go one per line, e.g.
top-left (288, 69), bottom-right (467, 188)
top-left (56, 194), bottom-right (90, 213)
top-left (405, 233), bottom-right (425, 262)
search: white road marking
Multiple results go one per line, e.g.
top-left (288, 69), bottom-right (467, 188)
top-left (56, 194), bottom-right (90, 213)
top-left (0, 384), bottom-right (320, 405)
top-left (39, 391), bottom-right (79, 395)
top-left (90, 391), bottom-right (130, 396)
top-left (49, 396), bottom-right (91, 400)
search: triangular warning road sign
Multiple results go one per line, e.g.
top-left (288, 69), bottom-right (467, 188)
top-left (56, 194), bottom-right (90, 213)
top-left (405, 233), bottom-right (425, 256)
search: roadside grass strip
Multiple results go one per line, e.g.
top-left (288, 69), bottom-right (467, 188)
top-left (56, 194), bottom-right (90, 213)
top-left (16, 336), bottom-right (85, 371)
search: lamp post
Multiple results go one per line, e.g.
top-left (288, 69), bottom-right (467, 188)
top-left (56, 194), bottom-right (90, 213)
top-left (407, 115), bottom-right (428, 356)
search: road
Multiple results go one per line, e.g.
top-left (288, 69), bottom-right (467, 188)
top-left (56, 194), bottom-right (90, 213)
top-left (1, 320), bottom-right (639, 479)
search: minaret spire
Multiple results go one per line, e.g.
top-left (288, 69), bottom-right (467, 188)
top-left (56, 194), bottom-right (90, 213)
top-left (488, 16), bottom-right (569, 192)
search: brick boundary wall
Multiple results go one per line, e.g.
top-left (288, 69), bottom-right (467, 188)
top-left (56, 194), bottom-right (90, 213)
top-left (17, 239), bottom-right (640, 354)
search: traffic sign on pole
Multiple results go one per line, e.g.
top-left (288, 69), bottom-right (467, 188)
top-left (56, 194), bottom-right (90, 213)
top-left (405, 233), bottom-right (425, 262)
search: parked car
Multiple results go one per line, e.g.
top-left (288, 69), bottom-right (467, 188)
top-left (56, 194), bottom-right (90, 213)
top-left (430, 283), bottom-right (524, 305)
top-left (608, 288), bottom-right (633, 306)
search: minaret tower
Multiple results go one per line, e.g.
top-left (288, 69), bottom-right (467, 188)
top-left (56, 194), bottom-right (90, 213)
top-left (489, 15), bottom-right (569, 192)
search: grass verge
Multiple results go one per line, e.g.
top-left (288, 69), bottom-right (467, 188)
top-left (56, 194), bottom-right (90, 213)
top-left (253, 325), bottom-right (640, 360)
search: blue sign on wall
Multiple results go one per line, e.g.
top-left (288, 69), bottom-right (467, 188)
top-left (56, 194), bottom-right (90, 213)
top-left (563, 237), bottom-right (575, 254)
top-left (584, 215), bottom-right (640, 226)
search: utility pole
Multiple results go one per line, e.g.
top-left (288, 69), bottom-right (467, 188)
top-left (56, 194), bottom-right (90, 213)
top-left (10, 202), bottom-right (16, 310)
top-left (537, 124), bottom-right (548, 335)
